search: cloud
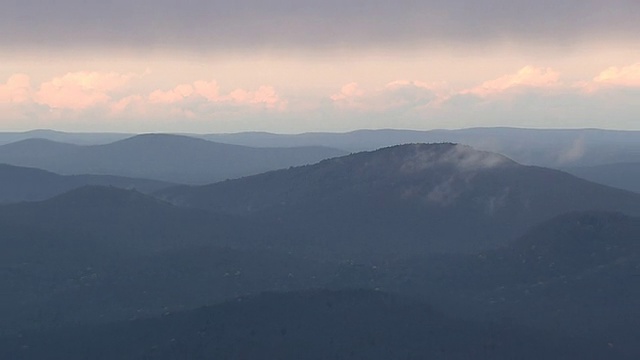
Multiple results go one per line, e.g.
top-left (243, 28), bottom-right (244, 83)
top-left (331, 81), bottom-right (443, 113)
top-left (146, 81), bottom-right (285, 110)
top-left (0, 74), bottom-right (32, 104)
top-left (193, 81), bottom-right (221, 102)
top-left (34, 71), bottom-right (137, 110)
top-left (0, 70), bottom-right (286, 125)
top-left (2, 65), bottom-right (640, 131)
top-left (330, 83), bottom-right (365, 102)
top-left (109, 80), bottom-right (286, 122)
top-left (594, 63), bottom-right (640, 87)
top-left (1, 1), bottom-right (638, 51)
top-left (462, 66), bottom-right (561, 97)
top-left (227, 86), bottom-right (283, 108)
top-left (149, 84), bottom-right (195, 104)
top-left (110, 95), bottom-right (146, 116)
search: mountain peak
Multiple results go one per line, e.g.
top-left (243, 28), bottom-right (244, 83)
top-left (321, 143), bottom-right (516, 181)
top-left (113, 133), bottom-right (218, 147)
top-left (376, 143), bottom-right (515, 173)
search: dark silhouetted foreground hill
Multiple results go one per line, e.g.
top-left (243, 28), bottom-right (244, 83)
top-left (158, 143), bottom-right (640, 260)
top-left (0, 134), bottom-right (346, 184)
top-left (0, 163), bottom-right (173, 202)
top-left (0, 290), bottom-right (621, 360)
top-left (0, 186), bottom-right (332, 335)
top-left (333, 211), bottom-right (640, 357)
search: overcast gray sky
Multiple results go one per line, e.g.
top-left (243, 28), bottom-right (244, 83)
top-left (2, 0), bottom-right (639, 49)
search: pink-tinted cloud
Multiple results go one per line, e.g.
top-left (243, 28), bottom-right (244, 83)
top-left (34, 71), bottom-right (138, 110)
top-left (593, 62), bottom-right (640, 87)
top-left (110, 95), bottom-right (146, 115)
top-left (594, 63), bottom-right (640, 87)
top-left (330, 80), bottom-right (443, 113)
top-left (330, 82), bottom-right (365, 102)
top-left (193, 80), bottom-right (221, 102)
top-left (463, 66), bottom-right (561, 97)
top-left (0, 74), bottom-right (32, 104)
top-left (574, 62), bottom-right (640, 94)
top-left (149, 84), bottom-right (195, 104)
top-left (227, 86), bottom-right (284, 109)
top-left (147, 81), bottom-right (285, 109)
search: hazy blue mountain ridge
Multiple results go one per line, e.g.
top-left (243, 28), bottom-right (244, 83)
top-left (0, 134), bottom-right (346, 184)
top-left (565, 162), bottom-right (640, 194)
top-left (201, 128), bottom-right (640, 167)
top-left (0, 163), bottom-right (173, 203)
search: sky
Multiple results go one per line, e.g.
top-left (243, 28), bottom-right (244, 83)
top-left (1, 0), bottom-right (640, 133)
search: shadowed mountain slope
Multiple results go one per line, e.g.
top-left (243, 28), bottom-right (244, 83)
top-left (0, 290), bottom-right (621, 360)
top-left (158, 143), bottom-right (640, 260)
top-left (0, 186), bottom-right (332, 335)
top-left (335, 211), bottom-right (640, 356)
top-left (0, 134), bottom-right (346, 184)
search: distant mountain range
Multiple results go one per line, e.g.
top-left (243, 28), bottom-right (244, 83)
top-left (158, 143), bottom-right (640, 260)
top-left (0, 290), bottom-right (622, 360)
top-left (200, 127), bottom-right (640, 168)
top-left (3, 127), bottom-right (640, 168)
top-left (0, 163), bottom-right (173, 203)
top-left (3, 128), bottom-right (640, 192)
top-left (0, 134), bottom-right (346, 184)
top-left (0, 129), bottom-right (131, 146)
top-left (565, 162), bottom-right (640, 194)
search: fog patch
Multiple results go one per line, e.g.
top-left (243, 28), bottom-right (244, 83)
top-left (483, 187), bottom-right (511, 216)
top-left (400, 144), bottom-right (510, 174)
top-left (426, 176), bottom-right (462, 206)
top-left (556, 136), bottom-right (586, 164)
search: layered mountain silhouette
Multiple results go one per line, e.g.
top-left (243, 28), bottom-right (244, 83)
top-left (4, 128), bottom-right (640, 168)
top-left (159, 143), bottom-right (640, 260)
top-left (0, 134), bottom-right (346, 184)
top-left (0, 290), bottom-right (621, 360)
top-left (0, 163), bottom-right (173, 203)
